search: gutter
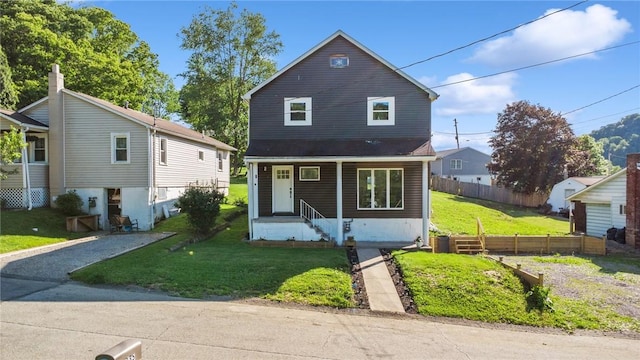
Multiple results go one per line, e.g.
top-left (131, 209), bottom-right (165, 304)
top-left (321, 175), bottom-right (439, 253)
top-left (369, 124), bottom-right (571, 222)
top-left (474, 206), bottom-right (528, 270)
top-left (20, 126), bottom-right (33, 210)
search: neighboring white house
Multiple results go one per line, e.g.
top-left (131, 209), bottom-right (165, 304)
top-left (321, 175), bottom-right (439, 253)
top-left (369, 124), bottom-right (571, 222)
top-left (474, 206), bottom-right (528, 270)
top-left (0, 64), bottom-right (235, 231)
top-left (548, 176), bottom-right (604, 212)
top-left (431, 147), bottom-right (492, 186)
top-left (567, 169), bottom-right (627, 237)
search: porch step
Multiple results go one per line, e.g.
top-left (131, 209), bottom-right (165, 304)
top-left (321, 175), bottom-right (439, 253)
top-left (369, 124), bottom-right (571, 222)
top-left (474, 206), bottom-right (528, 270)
top-left (455, 238), bottom-right (484, 254)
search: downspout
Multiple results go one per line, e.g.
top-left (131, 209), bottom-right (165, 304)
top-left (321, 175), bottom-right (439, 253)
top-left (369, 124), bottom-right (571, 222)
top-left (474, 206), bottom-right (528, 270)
top-left (148, 126), bottom-right (156, 230)
top-left (21, 127), bottom-right (33, 210)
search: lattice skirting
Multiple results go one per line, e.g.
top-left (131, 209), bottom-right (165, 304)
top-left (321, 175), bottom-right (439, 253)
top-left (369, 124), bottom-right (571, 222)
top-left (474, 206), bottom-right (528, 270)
top-left (0, 188), bottom-right (50, 209)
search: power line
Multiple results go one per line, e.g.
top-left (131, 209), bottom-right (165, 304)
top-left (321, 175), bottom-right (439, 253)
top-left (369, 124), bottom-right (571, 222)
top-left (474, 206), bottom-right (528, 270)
top-left (396, 0), bottom-right (589, 70)
top-left (430, 41), bottom-right (639, 89)
top-left (561, 85), bottom-right (640, 116)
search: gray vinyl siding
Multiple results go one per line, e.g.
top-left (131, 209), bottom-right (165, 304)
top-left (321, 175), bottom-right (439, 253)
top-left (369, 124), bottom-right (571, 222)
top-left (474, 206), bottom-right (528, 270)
top-left (154, 134), bottom-right (218, 187)
top-left (63, 95), bottom-right (149, 188)
top-left (22, 103), bottom-right (49, 125)
top-left (586, 204), bottom-right (612, 237)
top-left (249, 37), bottom-right (431, 141)
top-left (257, 162), bottom-right (422, 218)
top-left (433, 148), bottom-right (491, 177)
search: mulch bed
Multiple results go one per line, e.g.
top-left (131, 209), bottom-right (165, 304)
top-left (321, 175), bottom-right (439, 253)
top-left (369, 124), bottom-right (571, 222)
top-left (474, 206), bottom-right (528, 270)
top-left (346, 247), bottom-right (417, 313)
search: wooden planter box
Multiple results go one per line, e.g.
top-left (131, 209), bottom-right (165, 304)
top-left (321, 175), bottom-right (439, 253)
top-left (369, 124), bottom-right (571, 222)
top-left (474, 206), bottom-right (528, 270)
top-left (66, 214), bottom-right (100, 232)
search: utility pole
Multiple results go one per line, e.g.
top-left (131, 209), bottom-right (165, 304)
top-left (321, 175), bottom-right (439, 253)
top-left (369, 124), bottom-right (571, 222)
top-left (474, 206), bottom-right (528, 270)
top-left (453, 118), bottom-right (460, 149)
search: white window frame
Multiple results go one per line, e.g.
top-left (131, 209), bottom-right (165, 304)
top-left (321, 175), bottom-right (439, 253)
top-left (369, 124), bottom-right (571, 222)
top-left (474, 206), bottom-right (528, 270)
top-left (111, 132), bottom-right (130, 164)
top-left (217, 151), bottom-right (224, 172)
top-left (357, 168), bottom-right (404, 210)
top-left (284, 97), bottom-right (312, 126)
top-left (198, 149), bottom-right (205, 162)
top-left (299, 166), bottom-right (320, 181)
top-left (367, 97), bottom-right (395, 126)
top-left (330, 54), bottom-right (349, 68)
top-left (27, 135), bottom-right (47, 163)
top-left (159, 138), bottom-right (168, 165)
top-left (450, 159), bottom-right (463, 170)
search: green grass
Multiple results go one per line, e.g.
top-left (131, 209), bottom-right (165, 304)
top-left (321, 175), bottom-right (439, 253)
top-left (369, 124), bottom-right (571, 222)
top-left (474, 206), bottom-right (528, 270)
top-left (71, 213), bottom-right (354, 307)
top-left (393, 251), bottom-right (640, 332)
top-left (0, 208), bottom-right (88, 253)
top-left (431, 191), bottom-right (569, 235)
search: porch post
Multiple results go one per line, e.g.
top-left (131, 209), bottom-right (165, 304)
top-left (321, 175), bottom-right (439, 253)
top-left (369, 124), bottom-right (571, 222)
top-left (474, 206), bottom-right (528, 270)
top-left (422, 161), bottom-right (430, 247)
top-left (247, 162), bottom-right (258, 240)
top-left (336, 161), bottom-right (343, 245)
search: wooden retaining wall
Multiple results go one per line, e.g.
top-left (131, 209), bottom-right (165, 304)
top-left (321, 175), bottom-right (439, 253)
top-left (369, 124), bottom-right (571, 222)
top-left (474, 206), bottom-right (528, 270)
top-left (433, 234), bottom-right (606, 255)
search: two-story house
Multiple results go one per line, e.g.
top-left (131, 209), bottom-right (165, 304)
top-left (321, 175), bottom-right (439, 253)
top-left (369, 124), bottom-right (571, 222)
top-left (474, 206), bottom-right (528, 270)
top-left (431, 147), bottom-right (492, 185)
top-left (0, 64), bottom-right (235, 231)
top-left (243, 31), bottom-right (439, 246)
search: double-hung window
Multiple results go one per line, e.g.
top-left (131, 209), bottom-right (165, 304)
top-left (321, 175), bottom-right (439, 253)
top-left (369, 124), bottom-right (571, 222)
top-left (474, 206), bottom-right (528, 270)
top-left (367, 97), bottom-right (395, 126)
top-left (217, 151), bottom-right (224, 171)
top-left (29, 136), bottom-right (46, 162)
top-left (357, 168), bottom-right (403, 210)
top-left (284, 97), bottom-right (312, 126)
top-left (111, 133), bottom-right (130, 164)
top-left (450, 159), bottom-right (462, 170)
top-left (159, 138), bottom-right (167, 165)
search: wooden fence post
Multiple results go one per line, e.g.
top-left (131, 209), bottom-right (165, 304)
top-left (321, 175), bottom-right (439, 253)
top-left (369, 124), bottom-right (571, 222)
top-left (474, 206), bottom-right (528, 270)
top-left (580, 234), bottom-right (585, 253)
top-left (538, 273), bottom-right (544, 287)
top-left (514, 233), bottom-right (519, 255)
top-left (546, 234), bottom-right (550, 254)
top-left (602, 235), bottom-right (607, 255)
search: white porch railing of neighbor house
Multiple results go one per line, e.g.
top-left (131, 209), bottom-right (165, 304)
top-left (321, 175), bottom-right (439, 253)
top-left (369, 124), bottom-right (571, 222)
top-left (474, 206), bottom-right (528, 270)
top-left (300, 199), bottom-right (334, 240)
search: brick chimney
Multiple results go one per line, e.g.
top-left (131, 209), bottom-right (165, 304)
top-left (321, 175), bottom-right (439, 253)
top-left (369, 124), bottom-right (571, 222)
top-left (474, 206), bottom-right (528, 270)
top-left (626, 153), bottom-right (640, 249)
top-left (48, 64), bottom-right (65, 203)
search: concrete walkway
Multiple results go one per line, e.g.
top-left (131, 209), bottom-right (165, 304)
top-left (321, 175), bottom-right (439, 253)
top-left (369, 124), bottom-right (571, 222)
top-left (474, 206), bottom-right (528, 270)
top-left (356, 247), bottom-right (405, 314)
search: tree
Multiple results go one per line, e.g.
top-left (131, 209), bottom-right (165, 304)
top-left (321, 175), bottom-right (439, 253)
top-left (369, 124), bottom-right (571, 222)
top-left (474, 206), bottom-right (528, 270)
top-left (566, 134), bottom-right (608, 177)
top-left (179, 2), bottom-right (283, 174)
top-left (0, 45), bottom-right (18, 109)
top-left (591, 113), bottom-right (640, 167)
top-left (488, 100), bottom-right (575, 194)
top-left (175, 186), bottom-right (224, 235)
top-left (0, 0), bottom-right (178, 116)
top-left (0, 127), bottom-right (27, 180)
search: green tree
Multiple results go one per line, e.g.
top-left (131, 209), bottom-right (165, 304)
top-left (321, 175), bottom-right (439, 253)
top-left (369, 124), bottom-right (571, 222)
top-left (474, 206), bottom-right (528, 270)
top-left (0, 0), bottom-right (178, 116)
top-left (0, 45), bottom-right (18, 109)
top-left (488, 100), bottom-right (575, 194)
top-left (566, 134), bottom-right (608, 177)
top-left (179, 2), bottom-right (283, 174)
top-left (591, 113), bottom-right (640, 167)
top-left (0, 127), bottom-right (27, 180)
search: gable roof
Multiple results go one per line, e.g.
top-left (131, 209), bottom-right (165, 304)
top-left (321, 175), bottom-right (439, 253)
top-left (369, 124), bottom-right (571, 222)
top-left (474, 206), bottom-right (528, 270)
top-left (0, 108), bottom-right (48, 130)
top-left (566, 168), bottom-right (627, 201)
top-left (63, 90), bottom-right (236, 152)
top-left (569, 176), bottom-right (607, 186)
top-left (243, 30), bottom-right (439, 101)
top-left (435, 147), bottom-right (490, 159)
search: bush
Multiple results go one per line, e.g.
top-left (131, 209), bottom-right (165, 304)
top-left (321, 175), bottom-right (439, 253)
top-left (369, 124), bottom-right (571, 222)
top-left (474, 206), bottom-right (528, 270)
top-left (54, 190), bottom-right (84, 216)
top-left (526, 285), bottom-right (555, 312)
top-left (176, 186), bottom-right (224, 234)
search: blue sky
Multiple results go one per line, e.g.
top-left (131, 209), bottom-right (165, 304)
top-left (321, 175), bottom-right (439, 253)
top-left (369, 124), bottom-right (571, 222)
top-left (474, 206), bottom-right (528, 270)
top-left (84, 1), bottom-right (640, 153)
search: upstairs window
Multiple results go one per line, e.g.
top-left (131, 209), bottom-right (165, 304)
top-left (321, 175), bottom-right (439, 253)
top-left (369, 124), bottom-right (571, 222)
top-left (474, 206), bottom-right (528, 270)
top-left (198, 150), bottom-right (205, 162)
top-left (330, 54), bottom-right (349, 68)
top-left (284, 97), bottom-right (312, 126)
top-left (367, 97), bottom-right (395, 126)
top-left (159, 138), bottom-right (167, 165)
top-left (450, 159), bottom-right (462, 170)
top-left (111, 133), bottom-right (130, 164)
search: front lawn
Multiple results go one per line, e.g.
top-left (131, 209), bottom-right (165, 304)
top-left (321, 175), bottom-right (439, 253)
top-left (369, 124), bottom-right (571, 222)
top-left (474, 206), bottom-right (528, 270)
top-left (394, 250), bottom-right (640, 332)
top-left (71, 210), bottom-right (355, 307)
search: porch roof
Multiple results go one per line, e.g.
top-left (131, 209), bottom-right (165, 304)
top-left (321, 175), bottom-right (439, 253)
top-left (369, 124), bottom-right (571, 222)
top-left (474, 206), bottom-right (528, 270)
top-left (246, 138), bottom-right (435, 157)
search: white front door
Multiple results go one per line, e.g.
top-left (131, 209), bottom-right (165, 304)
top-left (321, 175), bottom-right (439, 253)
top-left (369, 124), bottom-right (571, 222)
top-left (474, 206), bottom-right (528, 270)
top-left (272, 165), bottom-right (294, 213)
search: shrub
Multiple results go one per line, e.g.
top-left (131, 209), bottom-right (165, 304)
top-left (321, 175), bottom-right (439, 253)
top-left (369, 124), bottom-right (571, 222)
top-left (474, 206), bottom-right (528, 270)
top-left (54, 190), bottom-right (84, 216)
top-left (526, 285), bottom-right (555, 312)
top-left (176, 186), bottom-right (224, 234)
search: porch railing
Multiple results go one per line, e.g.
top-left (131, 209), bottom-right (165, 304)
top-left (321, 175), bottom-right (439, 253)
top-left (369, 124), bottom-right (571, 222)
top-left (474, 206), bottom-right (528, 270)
top-left (300, 199), bottom-right (334, 240)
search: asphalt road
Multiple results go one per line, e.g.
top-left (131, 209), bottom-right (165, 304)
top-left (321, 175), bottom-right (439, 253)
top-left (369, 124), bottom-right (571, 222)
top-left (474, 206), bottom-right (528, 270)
top-left (1, 233), bottom-right (639, 359)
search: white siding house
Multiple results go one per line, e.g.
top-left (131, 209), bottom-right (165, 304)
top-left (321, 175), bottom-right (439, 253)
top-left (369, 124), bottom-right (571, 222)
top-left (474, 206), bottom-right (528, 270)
top-left (548, 176), bottom-right (604, 212)
top-left (567, 169), bottom-right (627, 237)
top-left (1, 64), bottom-right (235, 231)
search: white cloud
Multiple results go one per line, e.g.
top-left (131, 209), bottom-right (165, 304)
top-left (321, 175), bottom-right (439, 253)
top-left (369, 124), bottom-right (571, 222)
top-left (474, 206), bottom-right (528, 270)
top-left (470, 4), bottom-right (632, 67)
top-left (430, 72), bottom-right (517, 116)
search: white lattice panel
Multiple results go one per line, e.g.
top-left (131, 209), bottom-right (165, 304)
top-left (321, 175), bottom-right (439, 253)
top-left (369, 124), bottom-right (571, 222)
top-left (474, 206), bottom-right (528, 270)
top-left (1, 188), bottom-right (24, 208)
top-left (31, 188), bottom-right (50, 207)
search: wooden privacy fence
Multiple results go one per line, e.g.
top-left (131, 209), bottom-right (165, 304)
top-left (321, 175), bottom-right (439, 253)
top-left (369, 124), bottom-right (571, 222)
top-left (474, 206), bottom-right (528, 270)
top-left (436, 234), bottom-right (606, 255)
top-left (431, 176), bottom-right (548, 208)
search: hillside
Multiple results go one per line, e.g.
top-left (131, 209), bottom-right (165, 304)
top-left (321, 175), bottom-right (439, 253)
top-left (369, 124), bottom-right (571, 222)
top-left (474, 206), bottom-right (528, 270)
top-left (590, 113), bottom-right (640, 167)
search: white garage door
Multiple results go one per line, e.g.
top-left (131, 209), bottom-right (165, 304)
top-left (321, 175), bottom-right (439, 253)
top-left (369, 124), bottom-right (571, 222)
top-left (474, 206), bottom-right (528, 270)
top-left (586, 203), bottom-right (612, 238)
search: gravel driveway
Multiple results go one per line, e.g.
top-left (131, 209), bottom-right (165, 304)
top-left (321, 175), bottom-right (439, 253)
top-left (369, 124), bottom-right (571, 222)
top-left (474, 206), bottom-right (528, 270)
top-left (499, 241), bottom-right (640, 322)
top-left (0, 232), bottom-right (174, 282)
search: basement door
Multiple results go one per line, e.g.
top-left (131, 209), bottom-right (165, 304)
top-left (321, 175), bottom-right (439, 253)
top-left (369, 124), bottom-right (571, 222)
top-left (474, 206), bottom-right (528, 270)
top-left (272, 165), bottom-right (294, 213)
